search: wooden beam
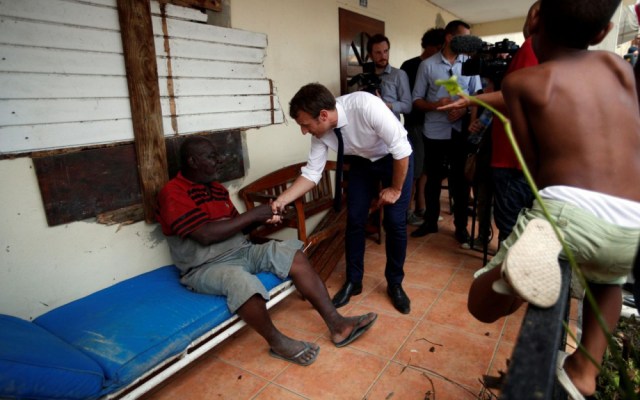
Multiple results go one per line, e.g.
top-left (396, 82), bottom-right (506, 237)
top-left (117, 0), bottom-right (169, 223)
top-left (156, 0), bottom-right (222, 12)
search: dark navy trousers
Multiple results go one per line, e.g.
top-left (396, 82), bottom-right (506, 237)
top-left (344, 153), bottom-right (413, 286)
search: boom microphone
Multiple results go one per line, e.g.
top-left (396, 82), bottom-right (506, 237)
top-left (450, 35), bottom-right (484, 54)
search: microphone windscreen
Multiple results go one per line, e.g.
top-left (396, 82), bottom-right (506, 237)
top-left (450, 35), bottom-right (484, 54)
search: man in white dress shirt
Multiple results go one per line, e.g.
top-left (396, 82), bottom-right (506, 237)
top-left (272, 83), bottom-right (414, 314)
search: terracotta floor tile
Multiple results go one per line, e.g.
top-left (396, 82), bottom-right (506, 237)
top-left (364, 240), bottom-right (386, 256)
top-left (324, 304), bottom-right (419, 359)
top-left (445, 267), bottom-right (477, 295)
top-left (406, 233), bottom-right (427, 255)
top-left (322, 269), bottom-right (384, 313)
top-left (502, 308), bottom-right (526, 344)
top-left (407, 243), bottom-right (466, 269)
top-left (214, 324), bottom-right (320, 380)
top-left (361, 251), bottom-right (388, 277)
top-left (425, 290), bottom-right (505, 340)
top-left (269, 293), bottom-right (330, 335)
top-left (366, 361), bottom-right (480, 400)
top-left (460, 250), bottom-right (492, 270)
top-left (358, 281), bottom-right (440, 319)
top-left (402, 260), bottom-right (458, 291)
top-left (324, 261), bottom-right (346, 295)
top-left (253, 384), bottom-right (307, 399)
top-left (415, 228), bottom-right (460, 249)
top-left (482, 339), bottom-right (515, 399)
top-left (394, 320), bottom-right (498, 388)
top-left (147, 357), bottom-right (267, 400)
top-left (274, 337), bottom-right (387, 399)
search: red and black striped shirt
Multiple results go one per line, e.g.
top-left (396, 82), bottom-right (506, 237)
top-left (157, 172), bottom-right (239, 238)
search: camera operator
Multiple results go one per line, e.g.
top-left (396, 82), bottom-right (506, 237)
top-left (410, 20), bottom-right (482, 244)
top-left (439, 1), bottom-right (540, 245)
top-left (367, 34), bottom-right (412, 121)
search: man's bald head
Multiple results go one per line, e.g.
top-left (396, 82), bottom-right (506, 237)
top-left (179, 136), bottom-right (219, 183)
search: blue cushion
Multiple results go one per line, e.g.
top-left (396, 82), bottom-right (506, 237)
top-left (0, 314), bottom-right (104, 400)
top-left (34, 265), bottom-right (286, 395)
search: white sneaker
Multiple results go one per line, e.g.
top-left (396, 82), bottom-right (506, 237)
top-left (406, 211), bottom-right (424, 226)
top-left (500, 218), bottom-right (563, 308)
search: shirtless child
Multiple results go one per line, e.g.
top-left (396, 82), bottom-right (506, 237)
top-left (466, 0), bottom-right (640, 398)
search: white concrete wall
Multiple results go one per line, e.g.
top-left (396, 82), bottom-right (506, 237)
top-left (0, 0), bottom-right (461, 320)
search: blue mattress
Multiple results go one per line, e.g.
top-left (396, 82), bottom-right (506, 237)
top-left (32, 265), bottom-right (287, 396)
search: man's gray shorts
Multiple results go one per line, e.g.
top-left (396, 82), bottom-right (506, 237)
top-left (180, 239), bottom-right (303, 312)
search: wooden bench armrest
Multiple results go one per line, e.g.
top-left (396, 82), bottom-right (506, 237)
top-left (243, 192), bottom-right (278, 204)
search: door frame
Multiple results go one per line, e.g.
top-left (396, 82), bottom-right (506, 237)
top-left (338, 8), bottom-right (385, 95)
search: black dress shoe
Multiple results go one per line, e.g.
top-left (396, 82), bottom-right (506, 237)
top-left (332, 281), bottom-right (362, 308)
top-left (410, 224), bottom-right (438, 238)
top-left (455, 229), bottom-right (470, 244)
top-left (387, 284), bottom-right (411, 314)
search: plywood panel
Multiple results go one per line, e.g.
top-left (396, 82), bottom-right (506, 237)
top-left (0, 120), bottom-right (134, 153)
top-left (33, 145), bottom-right (142, 226)
top-left (0, 17), bottom-right (123, 53)
top-left (163, 110), bottom-right (283, 135)
top-left (166, 78), bottom-right (272, 96)
top-left (0, 45), bottom-right (125, 76)
top-left (1, 74), bottom-right (129, 99)
top-left (157, 57), bottom-right (265, 78)
top-left (171, 95), bottom-right (276, 115)
top-left (158, 17), bottom-right (267, 47)
top-left (0, 0), bottom-right (280, 156)
top-left (1, 99), bottom-right (132, 125)
top-left (0, 0), bottom-right (119, 30)
top-left (154, 36), bottom-right (265, 63)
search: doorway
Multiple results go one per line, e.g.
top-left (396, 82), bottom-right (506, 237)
top-left (338, 8), bottom-right (385, 95)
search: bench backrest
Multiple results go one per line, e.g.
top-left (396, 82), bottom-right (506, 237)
top-left (238, 161), bottom-right (338, 245)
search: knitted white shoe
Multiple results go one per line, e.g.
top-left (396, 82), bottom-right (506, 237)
top-left (501, 218), bottom-right (563, 308)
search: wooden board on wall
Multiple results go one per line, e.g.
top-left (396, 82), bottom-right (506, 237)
top-left (33, 145), bottom-right (142, 226)
top-left (34, 131), bottom-right (243, 226)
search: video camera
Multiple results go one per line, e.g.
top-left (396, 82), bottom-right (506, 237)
top-left (451, 35), bottom-right (520, 89)
top-left (347, 61), bottom-right (382, 95)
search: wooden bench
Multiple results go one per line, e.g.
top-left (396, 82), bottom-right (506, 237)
top-left (239, 161), bottom-right (382, 281)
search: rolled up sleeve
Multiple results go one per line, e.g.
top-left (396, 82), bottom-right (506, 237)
top-left (300, 137), bottom-right (328, 184)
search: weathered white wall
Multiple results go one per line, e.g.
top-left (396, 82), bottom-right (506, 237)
top-left (230, 0), bottom-right (456, 191)
top-left (0, 0), bottom-right (462, 320)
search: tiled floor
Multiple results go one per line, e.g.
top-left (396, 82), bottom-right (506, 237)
top-left (143, 204), bottom-right (578, 400)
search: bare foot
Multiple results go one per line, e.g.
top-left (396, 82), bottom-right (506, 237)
top-left (331, 312), bottom-right (378, 347)
top-left (269, 338), bottom-right (319, 366)
top-left (563, 354), bottom-right (596, 397)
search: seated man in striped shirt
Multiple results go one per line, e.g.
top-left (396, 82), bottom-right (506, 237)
top-left (157, 136), bottom-right (377, 367)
